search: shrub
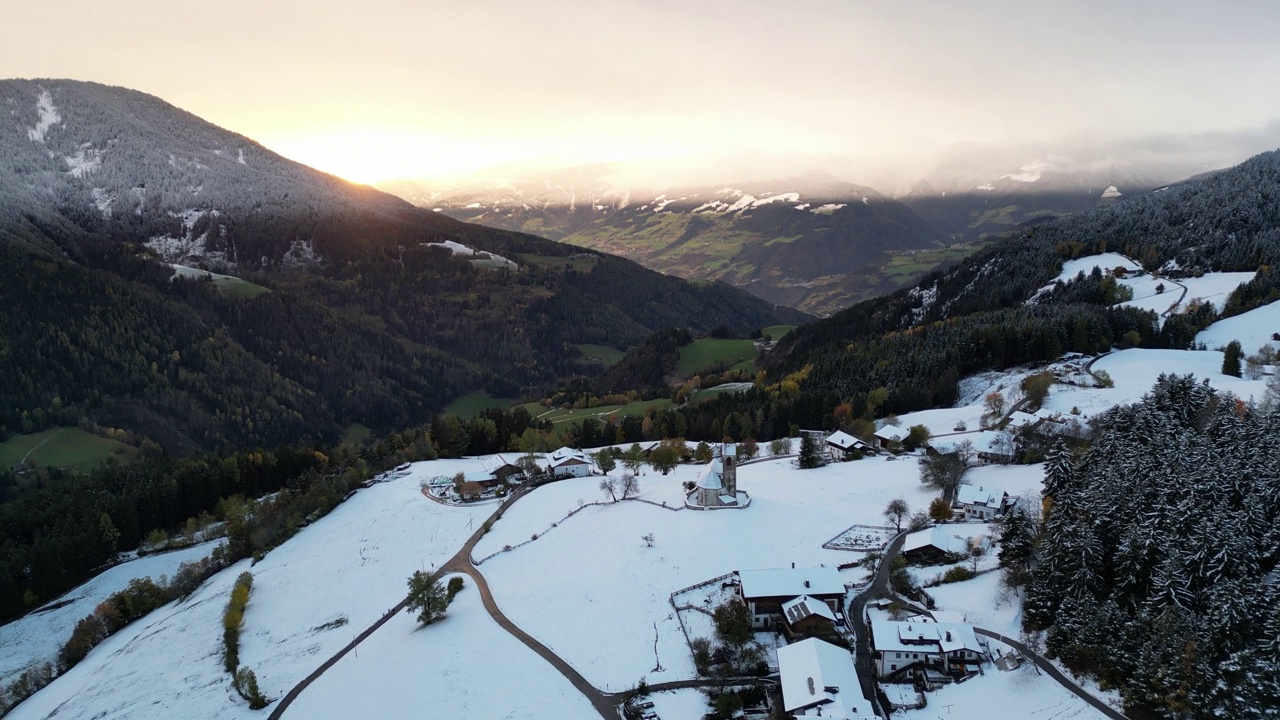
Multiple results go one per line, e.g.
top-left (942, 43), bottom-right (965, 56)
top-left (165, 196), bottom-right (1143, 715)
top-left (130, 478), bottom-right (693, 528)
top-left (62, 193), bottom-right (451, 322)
top-left (941, 566), bottom-right (977, 584)
top-left (223, 572), bottom-right (254, 673)
top-left (690, 637), bottom-right (713, 674)
top-left (233, 666), bottom-right (269, 709)
top-left (446, 576), bottom-right (465, 602)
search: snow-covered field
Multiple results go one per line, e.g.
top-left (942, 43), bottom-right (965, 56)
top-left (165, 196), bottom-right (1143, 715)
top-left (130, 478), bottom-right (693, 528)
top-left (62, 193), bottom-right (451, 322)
top-left (1197, 298), bottom-right (1280, 355)
top-left (284, 574), bottom-right (599, 720)
top-left (8, 464), bottom-right (485, 720)
top-left (1178, 272), bottom-right (1256, 312)
top-left (898, 652), bottom-right (1110, 720)
top-left (1043, 348), bottom-right (1268, 418)
top-left (479, 455), bottom-right (940, 690)
top-left (0, 541), bottom-right (222, 688)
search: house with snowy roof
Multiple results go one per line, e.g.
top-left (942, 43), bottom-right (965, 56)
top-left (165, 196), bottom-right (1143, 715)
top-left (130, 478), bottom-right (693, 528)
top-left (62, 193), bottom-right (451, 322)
top-left (870, 618), bottom-right (986, 678)
top-left (954, 485), bottom-right (1010, 520)
top-left (825, 430), bottom-right (872, 461)
top-left (780, 595), bottom-right (839, 641)
top-left (545, 447), bottom-right (592, 478)
top-left (777, 638), bottom-right (876, 720)
top-left (973, 430), bottom-right (1015, 464)
top-left (874, 424), bottom-right (907, 451)
top-left (737, 566), bottom-right (845, 630)
top-left (899, 527), bottom-right (970, 565)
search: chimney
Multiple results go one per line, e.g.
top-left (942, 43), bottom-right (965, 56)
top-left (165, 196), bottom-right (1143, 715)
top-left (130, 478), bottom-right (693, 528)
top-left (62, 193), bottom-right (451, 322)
top-left (946, 631), bottom-right (953, 642)
top-left (805, 580), bottom-right (810, 588)
top-left (792, 562), bottom-right (795, 569)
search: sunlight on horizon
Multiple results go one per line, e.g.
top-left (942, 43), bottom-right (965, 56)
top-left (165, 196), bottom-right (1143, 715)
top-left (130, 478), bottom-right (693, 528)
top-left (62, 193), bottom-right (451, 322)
top-left (260, 127), bottom-right (514, 185)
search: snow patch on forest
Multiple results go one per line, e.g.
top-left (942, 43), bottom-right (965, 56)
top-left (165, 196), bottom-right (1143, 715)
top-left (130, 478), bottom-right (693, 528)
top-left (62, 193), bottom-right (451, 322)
top-left (26, 89), bottom-right (61, 143)
top-left (91, 188), bottom-right (112, 217)
top-left (63, 144), bottom-right (102, 177)
top-left (146, 210), bottom-right (229, 267)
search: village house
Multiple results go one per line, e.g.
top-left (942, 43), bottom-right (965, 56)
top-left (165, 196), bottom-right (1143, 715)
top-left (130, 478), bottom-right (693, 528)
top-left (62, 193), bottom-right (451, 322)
top-left (874, 424), bottom-right (907, 451)
top-left (780, 595), bottom-right (839, 641)
top-left (954, 485), bottom-right (1011, 520)
top-left (974, 430), bottom-right (1015, 464)
top-left (899, 527), bottom-right (971, 565)
top-left (870, 618), bottom-right (986, 678)
top-left (737, 566), bottom-right (845, 630)
top-left (825, 430), bottom-right (872, 461)
top-left (776, 638), bottom-right (877, 720)
top-left (545, 447), bottom-right (593, 478)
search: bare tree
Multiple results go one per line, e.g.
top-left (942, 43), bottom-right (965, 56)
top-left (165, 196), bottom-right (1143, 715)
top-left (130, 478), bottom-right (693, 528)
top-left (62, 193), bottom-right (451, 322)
top-left (618, 472), bottom-right (640, 500)
top-left (599, 477), bottom-right (618, 502)
top-left (883, 498), bottom-right (909, 533)
top-left (968, 539), bottom-right (987, 572)
top-left (642, 533), bottom-right (655, 548)
top-left (920, 439), bottom-right (975, 495)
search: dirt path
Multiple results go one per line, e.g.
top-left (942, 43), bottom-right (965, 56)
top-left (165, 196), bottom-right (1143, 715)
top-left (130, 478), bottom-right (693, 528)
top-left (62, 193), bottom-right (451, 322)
top-left (19, 428), bottom-right (64, 466)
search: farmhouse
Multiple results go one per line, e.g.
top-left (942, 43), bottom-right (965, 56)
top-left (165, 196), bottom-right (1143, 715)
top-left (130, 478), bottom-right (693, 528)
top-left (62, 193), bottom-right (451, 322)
top-left (874, 424), bottom-right (907, 450)
top-left (777, 638), bottom-right (877, 720)
top-left (954, 485), bottom-right (1010, 520)
top-left (545, 447), bottom-right (592, 478)
top-left (780, 595), bottom-right (838, 641)
top-left (973, 430), bottom-right (1015, 464)
top-left (826, 430), bottom-right (872, 461)
top-left (738, 566), bottom-right (845, 630)
top-left (899, 527), bottom-right (970, 565)
top-left (870, 618), bottom-right (986, 678)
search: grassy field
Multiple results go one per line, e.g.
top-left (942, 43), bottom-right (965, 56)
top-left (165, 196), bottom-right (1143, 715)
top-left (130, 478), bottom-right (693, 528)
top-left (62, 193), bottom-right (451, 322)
top-left (518, 398), bottom-right (672, 426)
top-left (215, 276), bottom-right (270, 299)
top-left (576, 344), bottom-right (625, 366)
top-left (341, 423), bottom-right (372, 445)
top-left (677, 338), bottom-right (759, 375)
top-left (0, 428), bottom-right (139, 473)
top-left (445, 391), bottom-right (514, 418)
top-left (761, 324), bottom-right (796, 341)
top-left (517, 253), bottom-right (599, 273)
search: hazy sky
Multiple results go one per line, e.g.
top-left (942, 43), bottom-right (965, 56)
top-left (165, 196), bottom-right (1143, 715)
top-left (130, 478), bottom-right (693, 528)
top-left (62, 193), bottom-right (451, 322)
top-left (6, 1), bottom-right (1280, 184)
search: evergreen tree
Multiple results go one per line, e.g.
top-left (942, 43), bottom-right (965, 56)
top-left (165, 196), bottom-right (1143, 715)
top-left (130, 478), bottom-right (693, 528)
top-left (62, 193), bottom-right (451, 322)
top-left (1222, 340), bottom-right (1244, 377)
top-left (797, 433), bottom-right (824, 469)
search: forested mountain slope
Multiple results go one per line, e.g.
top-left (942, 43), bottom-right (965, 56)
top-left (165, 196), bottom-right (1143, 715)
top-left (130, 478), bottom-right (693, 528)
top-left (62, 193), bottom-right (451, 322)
top-left (665, 149), bottom-right (1280, 436)
top-left (0, 79), bottom-right (801, 452)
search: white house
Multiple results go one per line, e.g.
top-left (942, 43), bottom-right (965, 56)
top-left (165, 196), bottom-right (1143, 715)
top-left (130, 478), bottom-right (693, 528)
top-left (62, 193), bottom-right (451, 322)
top-left (545, 447), bottom-right (592, 477)
top-left (870, 618), bottom-right (986, 677)
top-left (955, 485), bottom-right (1008, 520)
top-left (738, 567), bottom-right (845, 629)
top-left (874, 424), bottom-right (907, 450)
top-left (826, 430), bottom-right (872, 461)
top-left (777, 638), bottom-right (877, 720)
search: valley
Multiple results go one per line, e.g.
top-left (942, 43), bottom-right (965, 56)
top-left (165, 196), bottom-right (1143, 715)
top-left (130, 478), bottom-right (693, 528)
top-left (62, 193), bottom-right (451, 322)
top-left (3, 31), bottom-right (1280, 719)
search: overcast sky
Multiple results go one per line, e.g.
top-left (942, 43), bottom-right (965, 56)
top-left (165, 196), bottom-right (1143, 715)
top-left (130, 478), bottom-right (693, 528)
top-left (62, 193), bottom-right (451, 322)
top-left (5, 1), bottom-right (1280, 184)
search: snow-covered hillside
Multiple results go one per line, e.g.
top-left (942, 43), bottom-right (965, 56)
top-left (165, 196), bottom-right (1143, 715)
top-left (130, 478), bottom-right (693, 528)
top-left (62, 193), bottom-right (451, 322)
top-left (7, 467), bottom-right (486, 720)
top-left (0, 541), bottom-right (222, 689)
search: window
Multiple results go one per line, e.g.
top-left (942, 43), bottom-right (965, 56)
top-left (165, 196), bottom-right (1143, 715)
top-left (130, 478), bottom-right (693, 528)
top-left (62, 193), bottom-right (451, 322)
top-left (890, 664), bottom-right (897, 671)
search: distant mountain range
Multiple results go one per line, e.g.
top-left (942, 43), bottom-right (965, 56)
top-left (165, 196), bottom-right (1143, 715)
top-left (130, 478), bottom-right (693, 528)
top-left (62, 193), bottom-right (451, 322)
top-left (384, 172), bottom-right (954, 315)
top-left (0, 79), bottom-right (801, 452)
top-left (385, 138), bottom-right (1272, 314)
